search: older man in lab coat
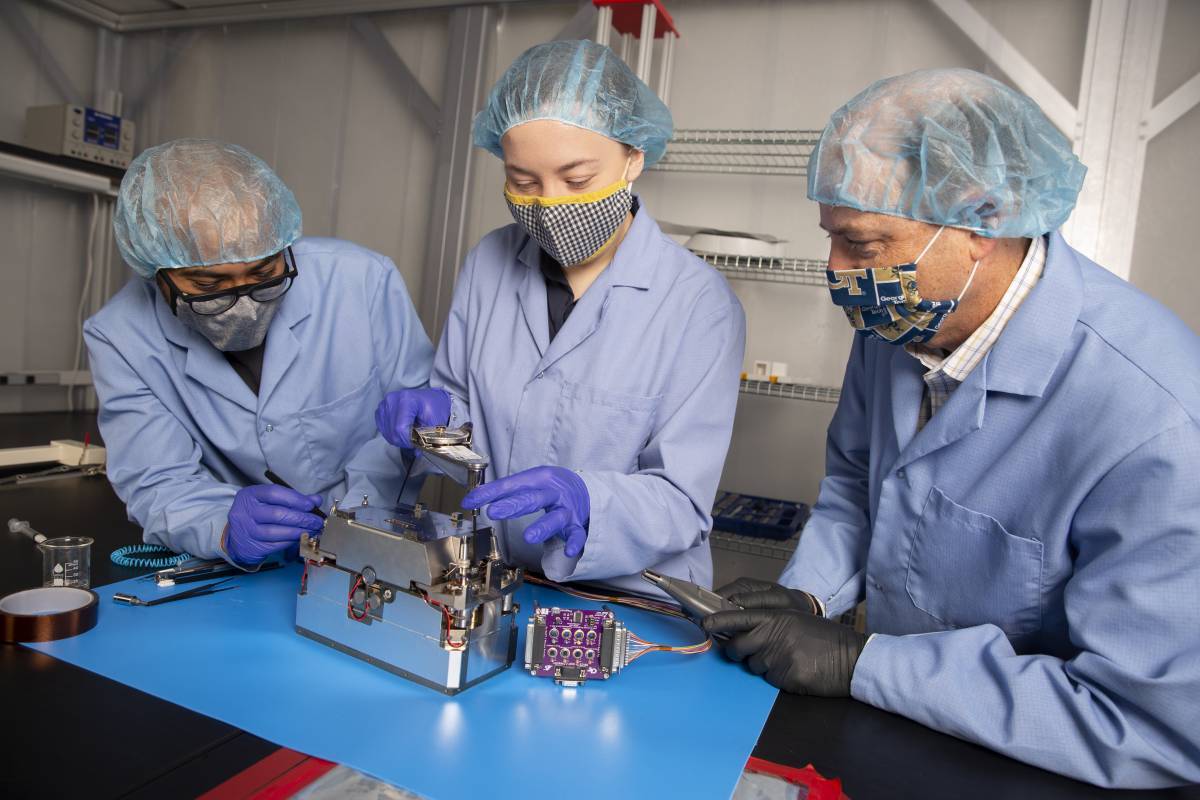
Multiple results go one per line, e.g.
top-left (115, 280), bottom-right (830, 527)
top-left (703, 70), bottom-right (1200, 789)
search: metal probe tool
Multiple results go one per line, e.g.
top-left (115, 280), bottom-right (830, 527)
top-left (264, 470), bottom-right (327, 519)
top-left (113, 576), bottom-right (238, 607)
top-left (641, 569), bottom-right (742, 641)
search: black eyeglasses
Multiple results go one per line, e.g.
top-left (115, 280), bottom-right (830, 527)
top-left (161, 247), bottom-right (298, 316)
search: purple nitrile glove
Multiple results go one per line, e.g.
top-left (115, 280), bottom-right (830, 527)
top-left (374, 388), bottom-right (452, 449)
top-left (225, 484), bottom-right (325, 567)
top-left (462, 466), bottom-right (590, 558)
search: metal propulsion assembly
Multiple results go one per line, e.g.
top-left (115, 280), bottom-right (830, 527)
top-left (295, 424), bottom-right (522, 694)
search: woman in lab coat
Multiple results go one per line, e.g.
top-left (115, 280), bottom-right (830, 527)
top-left (376, 41), bottom-right (746, 595)
top-left (86, 139), bottom-right (433, 567)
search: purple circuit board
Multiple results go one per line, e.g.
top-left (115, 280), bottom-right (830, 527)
top-left (525, 607), bottom-right (624, 686)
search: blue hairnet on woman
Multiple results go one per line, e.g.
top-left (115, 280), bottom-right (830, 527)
top-left (472, 39), bottom-right (674, 167)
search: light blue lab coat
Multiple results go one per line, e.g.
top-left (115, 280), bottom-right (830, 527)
top-left (782, 233), bottom-right (1200, 788)
top-left (84, 237), bottom-right (434, 561)
top-left (432, 203), bottom-right (745, 595)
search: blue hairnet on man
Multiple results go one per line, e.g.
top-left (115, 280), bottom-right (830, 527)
top-left (86, 139), bottom-right (434, 567)
top-left (702, 69), bottom-right (1200, 789)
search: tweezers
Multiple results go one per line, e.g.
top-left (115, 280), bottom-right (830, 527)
top-left (112, 576), bottom-right (238, 607)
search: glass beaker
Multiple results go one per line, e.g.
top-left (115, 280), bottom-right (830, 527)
top-left (39, 536), bottom-right (93, 588)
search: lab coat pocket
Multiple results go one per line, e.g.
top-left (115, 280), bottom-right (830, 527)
top-left (905, 485), bottom-right (1043, 637)
top-left (549, 382), bottom-right (659, 472)
top-left (297, 366), bottom-right (382, 486)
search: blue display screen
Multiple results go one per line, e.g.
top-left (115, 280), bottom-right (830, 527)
top-left (83, 108), bottom-right (121, 150)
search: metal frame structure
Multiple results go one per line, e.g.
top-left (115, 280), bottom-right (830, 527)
top-left (931, 0), bottom-right (1200, 281)
top-left (739, 379), bottom-right (841, 406)
top-left (419, 5), bottom-right (492, 336)
top-left (651, 129), bottom-right (821, 176)
top-left (593, 0), bottom-right (677, 104)
top-left (690, 251), bottom-right (827, 287)
top-left (38, 0), bottom-right (541, 32)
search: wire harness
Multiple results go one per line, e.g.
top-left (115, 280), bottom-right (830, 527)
top-left (110, 543), bottom-right (191, 569)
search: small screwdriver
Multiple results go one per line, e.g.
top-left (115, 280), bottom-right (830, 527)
top-left (264, 470), bottom-right (327, 519)
top-left (641, 569), bottom-right (742, 640)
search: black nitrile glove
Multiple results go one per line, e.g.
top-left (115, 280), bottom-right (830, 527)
top-left (716, 577), bottom-right (821, 615)
top-left (702, 608), bottom-right (867, 697)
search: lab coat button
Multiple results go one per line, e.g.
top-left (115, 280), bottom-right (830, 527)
top-left (265, 424), bottom-right (274, 433)
top-left (896, 468), bottom-right (906, 480)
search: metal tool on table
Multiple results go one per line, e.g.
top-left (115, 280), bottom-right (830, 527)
top-left (641, 569), bottom-right (742, 640)
top-left (113, 576), bottom-right (238, 607)
top-left (0, 436), bottom-right (106, 488)
top-left (296, 423), bottom-right (522, 695)
top-left (151, 558), bottom-right (282, 587)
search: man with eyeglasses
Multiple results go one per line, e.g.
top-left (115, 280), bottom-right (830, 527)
top-left (83, 139), bottom-right (434, 567)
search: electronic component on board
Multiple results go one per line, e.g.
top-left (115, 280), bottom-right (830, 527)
top-left (524, 606), bottom-right (627, 687)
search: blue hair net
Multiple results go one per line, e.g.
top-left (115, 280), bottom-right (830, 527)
top-left (114, 138), bottom-right (302, 278)
top-left (807, 69), bottom-right (1086, 238)
top-left (473, 40), bottom-right (673, 166)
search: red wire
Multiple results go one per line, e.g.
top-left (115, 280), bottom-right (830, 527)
top-left (347, 575), bottom-right (367, 620)
top-left (418, 589), bottom-right (466, 650)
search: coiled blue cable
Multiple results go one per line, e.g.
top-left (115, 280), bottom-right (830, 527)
top-left (110, 543), bottom-right (191, 569)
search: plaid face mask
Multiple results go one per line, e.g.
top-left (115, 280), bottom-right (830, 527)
top-left (825, 226), bottom-right (980, 346)
top-left (505, 176), bottom-right (633, 267)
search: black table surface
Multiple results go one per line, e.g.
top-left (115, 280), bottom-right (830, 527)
top-left (2, 412), bottom-right (1196, 800)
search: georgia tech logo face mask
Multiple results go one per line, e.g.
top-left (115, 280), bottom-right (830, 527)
top-left (504, 163), bottom-right (634, 267)
top-left (825, 226), bottom-right (980, 345)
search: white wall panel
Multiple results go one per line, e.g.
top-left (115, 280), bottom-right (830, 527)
top-left (123, 10), bottom-right (446, 305)
top-left (0, 2), bottom-right (100, 413)
top-left (1129, 0), bottom-right (1200, 334)
top-left (336, 11), bottom-right (448, 297)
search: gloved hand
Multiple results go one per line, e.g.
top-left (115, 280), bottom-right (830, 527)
top-left (374, 388), bottom-right (452, 449)
top-left (716, 577), bottom-right (822, 615)
top-left (462, 466), bottom-right (590, 558)
top-left (702, 609), bottom-right (867, 697)
top-left (225, 484), bottom-right (325, 567)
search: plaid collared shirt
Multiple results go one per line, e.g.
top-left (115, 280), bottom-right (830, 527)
top-left (907, 236), bottom-right (1047, 431)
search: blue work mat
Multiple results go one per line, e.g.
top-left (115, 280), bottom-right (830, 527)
top-left (26, 565), bottom-right (778, 799)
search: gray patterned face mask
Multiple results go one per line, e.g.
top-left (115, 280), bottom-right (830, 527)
top-left (504, 172), bottom-right (634, 267)
top-left (176, 293), bottom-right (282, 352)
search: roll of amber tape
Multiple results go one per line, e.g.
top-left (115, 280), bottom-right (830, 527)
top-left (0, 586), bottom-right (99, 643)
